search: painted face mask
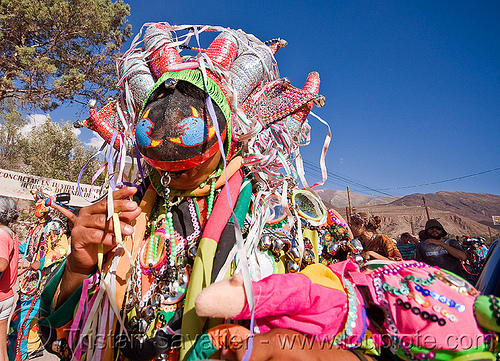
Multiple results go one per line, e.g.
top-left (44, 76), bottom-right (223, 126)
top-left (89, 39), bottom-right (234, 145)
top-left (34, 199), bottom-right (48, 218)
top-left (135, 79), bottom-right (228, 172)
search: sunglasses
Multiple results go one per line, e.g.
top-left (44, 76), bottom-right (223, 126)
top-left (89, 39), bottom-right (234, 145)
top-left (427, 227), bottom-right (442, 231)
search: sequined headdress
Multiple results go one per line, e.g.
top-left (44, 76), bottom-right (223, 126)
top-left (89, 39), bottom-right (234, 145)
top-left (77, 23), bottom-right (326, 188)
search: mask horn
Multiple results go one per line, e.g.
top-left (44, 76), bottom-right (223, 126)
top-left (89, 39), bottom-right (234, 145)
top-left (291, 72), bottom-right (326, 123)
top-left (266, 38), bottom-right (288, 55)
top-left (206, 32), bottom-right (241, 70)
top-left (144, 23), bottom-right (183, 79)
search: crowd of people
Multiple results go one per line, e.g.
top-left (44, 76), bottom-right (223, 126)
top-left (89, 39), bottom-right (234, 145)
top-left (0, 192), bottom-right (496, 361)
top-left (393, 220), bottom-right (490, 284)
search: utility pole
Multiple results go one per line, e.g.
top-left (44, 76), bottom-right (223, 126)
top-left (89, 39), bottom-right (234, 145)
top-left (347, 186), bottom-right (352, 221)
top-left (422, 196), bottom-right (430, 220)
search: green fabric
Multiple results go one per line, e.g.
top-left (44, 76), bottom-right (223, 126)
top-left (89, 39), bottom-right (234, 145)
top-left (186, 333), bottom-right (218, 361)
top-left (474, 295), bottom-right (500, 332)
top-left (181, 176), bottom-right (249, 361)
top-left (394, 343), bottom-right (491, 361)
top-left (230, 177), bottom-right (253, 227)
top-left (181, 237), bottom-right (218, 360)
top-left (38, 260), bottom-right (84, 329)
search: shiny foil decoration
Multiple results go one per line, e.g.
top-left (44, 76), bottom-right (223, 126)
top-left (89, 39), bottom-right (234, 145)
top-left (84, 101), bottom-right (124, 149)
top-left (242, 78), bottom-right (319, 125)
top-left (121, 50), bottom-right (156, 109)
top-left (290, 72), bottom-right (323, 123)
top-left (143, 24), bottom-right (183, 79)
top-left (229, 45), bottom-right (274, 104)
top-left (206, 33), bottom-right (239, 70)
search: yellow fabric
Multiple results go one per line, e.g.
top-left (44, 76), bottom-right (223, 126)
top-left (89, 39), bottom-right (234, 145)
top-left (101, 187), bottom-right (157, 361)
top-left (302, 228), bottom-right (320, 264)
top-left (115, 187), bottom-right (157, 310)
top-left (299, 263), bottom-right (346, 294)
top-left (43, 233), bottom-right (68, 269)
top-left (26, 320), bottom-right (41, 353)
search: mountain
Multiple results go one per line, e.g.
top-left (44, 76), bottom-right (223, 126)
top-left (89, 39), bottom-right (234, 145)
top-left (316, 189), bottom-right (401, 208)
top-left (317, 190), bottom-right (500, 240)
top-left (389, 192), bottom-right (500, 229)
top-left (340, 204), bottom-right (496, 240)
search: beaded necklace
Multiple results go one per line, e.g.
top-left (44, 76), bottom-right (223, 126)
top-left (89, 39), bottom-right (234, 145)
top-left (131, 173), bottom-right (203, 316)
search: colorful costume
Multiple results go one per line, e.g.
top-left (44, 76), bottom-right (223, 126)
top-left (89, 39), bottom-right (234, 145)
top-left (36, 22), bottom-right (500, 361)
top-left (38, 22), bottom-right (343, 361)
top-left (192, 260), bottom-right (500, 361)
top-left (9, 198), bottom-right (68, 360)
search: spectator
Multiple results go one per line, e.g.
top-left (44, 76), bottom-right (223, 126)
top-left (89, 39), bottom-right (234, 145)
top-left (349, 212), bottom-right (402, 261)
top-left (418, 229), bottom-right (429, 242)
top-left (415, 219), bottom-right (466, 277)
top-left (0, 197), bottom-right (19, 361)
top-left (397, 232), bottom-right (418, 260)
top-left (475, 238), bottom-right (488, 260)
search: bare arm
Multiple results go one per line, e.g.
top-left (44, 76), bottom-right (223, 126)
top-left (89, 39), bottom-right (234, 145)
top-left (426, 239), bottom-right (467, 261)
top-left (48, 201), bottom-right (77, 224)
top-left (362, 250), bottom-right (390, 261)
top-left (0, 258), bottom-right (8, 273)
top-left (228, 329), bottom-right (375, 361)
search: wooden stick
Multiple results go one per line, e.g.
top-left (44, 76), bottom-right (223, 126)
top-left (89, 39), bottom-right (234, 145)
top-left (347, 186), bottom-right (352, 220)
top-left (422, 196), bottom-right (430, 220)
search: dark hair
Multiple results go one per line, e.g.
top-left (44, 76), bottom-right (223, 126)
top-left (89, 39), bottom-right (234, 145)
top-left (351, 212), bottom-right (381, 232)
top-left (418, 229), bottom-right (429, 241)
top-left (400, 232), bottom-right (418, 244)
top-left (0, 197), bottom-right (18, 226)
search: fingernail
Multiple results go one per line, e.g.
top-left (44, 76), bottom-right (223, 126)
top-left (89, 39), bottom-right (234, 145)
top-left (127, 201), bottom-right (137, 209)
top-left (124, 225), bottom-right (134, 234)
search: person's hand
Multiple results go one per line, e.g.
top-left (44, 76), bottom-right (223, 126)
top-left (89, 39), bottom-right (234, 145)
top-left (426, 239), bottom-right (444, 246)
top-left (68, 187), bottom-right (141, 275)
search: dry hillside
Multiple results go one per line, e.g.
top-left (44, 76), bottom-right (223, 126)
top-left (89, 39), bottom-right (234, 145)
top-left (317, 190), bottom-right (500, 240)
top-left (337, 204), bottom-right (499, 240)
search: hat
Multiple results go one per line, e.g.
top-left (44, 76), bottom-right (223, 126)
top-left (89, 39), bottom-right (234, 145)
top-left (424, 219), bottom-right (447, 237)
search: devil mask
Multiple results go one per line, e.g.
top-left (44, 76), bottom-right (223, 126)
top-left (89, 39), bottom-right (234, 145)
top-left (135, 77), bottom-right (228, 172)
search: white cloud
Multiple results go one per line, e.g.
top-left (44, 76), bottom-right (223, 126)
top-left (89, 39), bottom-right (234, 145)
top-left (21, 114), bottom-right (49, 136)
top-left (72, 127), bottom-right (82, 137)
top-left (85, 134), bottom-right (105, 149)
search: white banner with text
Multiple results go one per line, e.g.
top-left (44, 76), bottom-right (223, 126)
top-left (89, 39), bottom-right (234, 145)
top-left (0, 168), bottom-right (101, 207)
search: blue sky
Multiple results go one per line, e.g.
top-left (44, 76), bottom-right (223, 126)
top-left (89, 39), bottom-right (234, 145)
top-left (50, 0), bottom-right (500, 197)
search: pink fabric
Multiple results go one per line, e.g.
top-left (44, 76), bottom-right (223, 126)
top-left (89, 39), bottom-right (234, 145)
top-left (367, 262), bottom-right (484, 351)
top-left (0, 228), bottom-right (18, 301)
top-left (235, 273), bottom-right (349, 341)
top-left (234, 260), bottom-right (488, 353)
top-left (201, 170), bottom-right (243, 243)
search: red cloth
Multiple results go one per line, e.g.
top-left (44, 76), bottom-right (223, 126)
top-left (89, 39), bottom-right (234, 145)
top-left (0, 228), bottom-right (18, 301)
